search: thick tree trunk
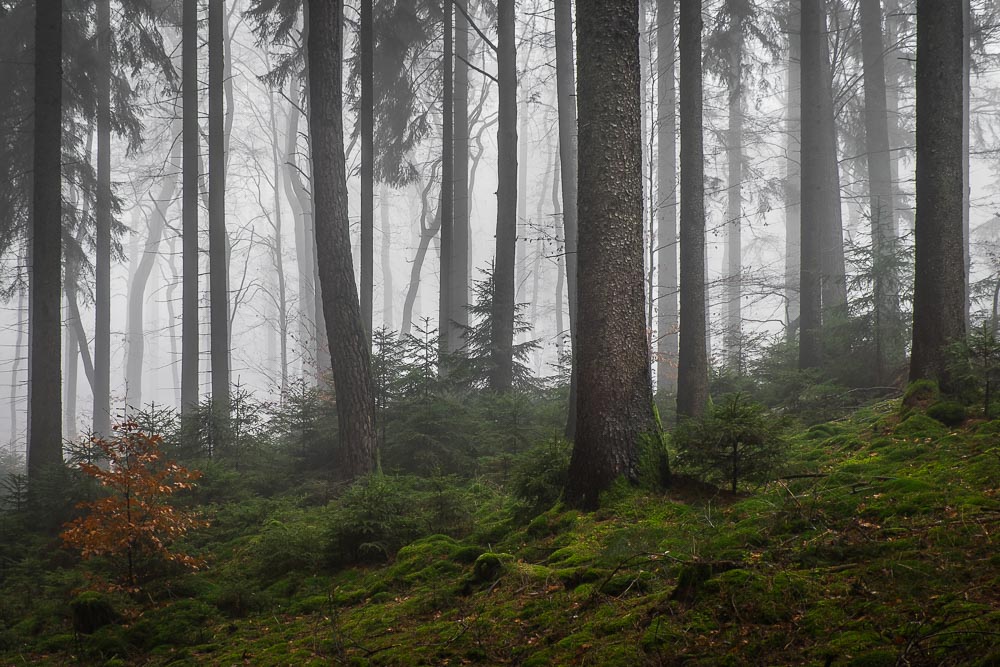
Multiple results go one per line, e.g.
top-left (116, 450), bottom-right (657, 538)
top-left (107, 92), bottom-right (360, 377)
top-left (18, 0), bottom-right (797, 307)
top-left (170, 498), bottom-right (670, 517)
top-left (307, 0), bottom-right (377, 480)
top-left (439, 0), bottom-right (455, 355)
top-left (29, 0), bottom-right (64, 478)
top-left (490, 0), bottom-right (517, 392)
top-left (784, 0), bottom-right (801, 339)
top-left (453, 0), bottom-right (470, 342)
top-left (910, 0), bottom-right (965, 387)
top-left (799, 0), bottom-right (824, 369)
top-left (181, 0), bottom-right (200, 421)
top-left (656, 0), bottom-right (678, 395)
top-left (360, 0), bottom-right (374, 339)
top-left (725, 27), bottom-right (743, 373)
top-left (94, 0), bottom-right (111, 438)
top-left (567, 0), bottom-right (659, 509)
top-left (860, 0), bottom-right (900, 381)
top-left (962, 0), bottom-right (971, 324)
top-left (209, 0), bottom-right (230, 419)
top-left (676, 0), bottom-right (709, 419)
top-left (126, 120), bottom-right (182, 407)
top-left (554, 0), bottom-right (579, 435)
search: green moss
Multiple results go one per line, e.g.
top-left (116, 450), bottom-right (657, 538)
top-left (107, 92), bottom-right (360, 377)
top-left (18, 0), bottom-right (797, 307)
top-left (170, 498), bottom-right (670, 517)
top-left (69, 591), bottom-right (119, 635)
top-left (902, 379), bottom-right (939, 410)
top-left (472, 552), bottom-right (514, 582)
top-left (926, 401), bottom-right (967, 427)
top-left (894, 413), bottom-right (948, 438)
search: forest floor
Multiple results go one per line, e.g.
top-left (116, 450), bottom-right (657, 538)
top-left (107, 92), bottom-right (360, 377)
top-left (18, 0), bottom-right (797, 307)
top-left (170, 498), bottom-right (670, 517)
top-left (3, 398), bottom-right (1000, 666)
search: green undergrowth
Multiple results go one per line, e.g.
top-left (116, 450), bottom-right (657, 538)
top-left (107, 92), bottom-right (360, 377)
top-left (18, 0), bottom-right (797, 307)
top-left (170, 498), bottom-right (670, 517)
top-left (3, 400), bottom-right (1000, 665)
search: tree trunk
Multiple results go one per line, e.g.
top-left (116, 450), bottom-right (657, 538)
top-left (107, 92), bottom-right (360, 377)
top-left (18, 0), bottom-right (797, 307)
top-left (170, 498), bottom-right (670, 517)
top-left (453, 0), bottom-right (471, 343)
top-left (676, 0), bottom-right (709, 420)
top-left (268, 88), bottom-right (289, 394)
top-left (819, 29), bottom-right (847, 314)
top-left (784, 0), bottom-right (801, 339)
top-left (360, 0), bottom-right (374, 340)
top-left (401, 168), bottom-right (441, 338)
top-left (439, 0), bottom-right (455, 355)
top-left (725, 25), bottom-right (743, 374)
top-left (567, 0), bottom-right (660, 509)
top-left (554, 0), bottom-right (579, 435)
top-left (29, 0), bottom-right (64, 478)
top-left (181, 0), bottom-right (200, 422)
top-left (860, 0), bottom-right (900, 381)
top-left (799, 0), bottom-right (824, 369)
top-left (962, 0), bottom-right (971, 325)
top-left (910, 0), bottom-right (965, 387)
top-left (208, 0), bottom-right (230, 423)
top-left (490, 0), bottom-right (517, 392)
top-left (126, 120), bottom-right (182, 407)
top-left (380, 185), bottom-right (394, 330)
top-left (307, 0), bottom-right (377, 480)
top-left (94, 0), bottom-right (111, 439)
top-left (657, 0), bottom-right (678, 395)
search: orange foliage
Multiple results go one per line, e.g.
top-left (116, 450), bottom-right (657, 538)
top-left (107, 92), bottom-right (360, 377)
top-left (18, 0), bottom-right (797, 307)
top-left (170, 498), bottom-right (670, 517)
top-left (60, 422), bottom-right (208, 590)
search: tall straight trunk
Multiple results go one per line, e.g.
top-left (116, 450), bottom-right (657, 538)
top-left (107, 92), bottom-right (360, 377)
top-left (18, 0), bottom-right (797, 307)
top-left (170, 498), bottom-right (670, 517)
top-left (268, 89), bottom-right (289, 394)
top-left (657, 0), bottom-right (678, 394)
top-left (962, 0), bottom-right (971, 324)
top-left (64, 293), bottom-right (78, 440)
top-left (910, 0), bottom-right (965, 387)
top-left (819, 30), bottom-right (847, 314)
top-left (209, 0), bottom-right (230, 417)
top-left (784, 0), bottom-right (801, 338)
top-left (516, 107), bottom-right (528, 301)
top-left (360, 0), bottom-right (374, 339)
top-left (883, 0), bottom-right (910, 233)
top-left (554, 0), bottom-right (579, 434)
top-left (725, 27), bottom-right (743, 373)
top-left (452, 0), bottom-right (470, 342)
top-left (799, 0), bottom-right (824, 369)
top-left (29, 0), bottom-right (63, 477)
top-left (306, 0), bottom-right (377, 479)
top-left (490, 0), bottom-right (517, 392)
top-left (553, 151), bottom-right (565, 360)
top-left (380, 185), bottom-right (394, 329)
top-left (11, 285), bottom-right (26, 446)
top-left (94, 0), bottom-right (111, 438)
top-left (676, 0), bottom-right (708, 420)
top-left (568, 0), bottom-right (660, 509)
top-left (439, 0), bottom-right (455, 354)
top-left (165, 235), bottom-right (181, 408)
top-left (181, 0), bottom-right (200, 421)
top-left (126, 120), bottom-right (182, 407)
top-left (860, 0), bottom-right (900, 381)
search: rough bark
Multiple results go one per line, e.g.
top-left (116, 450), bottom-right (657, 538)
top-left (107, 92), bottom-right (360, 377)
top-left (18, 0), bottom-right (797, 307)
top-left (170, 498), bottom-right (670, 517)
top-left (209, 0), bottom-right (230, 417)
top-left (29, 0), bottom-right (64, 478)
top-left (676, 0), bottom-right (709, 419)
top-left (453, 0), bottom-right (470, 342)
top-left (306, 0), bottom-right (377, 480)
top-left (910, 0), bottom-right (966, 386)
top-left (656, 0), bottom-right (678, 394)
top-left (567, 0), bottom-right (660, 509)
top-left (490, 0), bottom-right (517, 392)
top-left (94, 0), bottom-right (111, 438)
top-left (799, 0), bottom-right (824, 369)
top-left (360, 0), bottom-right (374, 339)
top-left (725, 24), bottom-right (743, 373)
top-left (439, 0), bottom-right (454, 355)
top-left (181, 0), bottom-right (200, 421)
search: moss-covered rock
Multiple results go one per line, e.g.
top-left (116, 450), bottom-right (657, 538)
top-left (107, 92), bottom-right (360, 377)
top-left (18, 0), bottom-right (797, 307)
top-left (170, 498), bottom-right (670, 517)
top-left (472, 552), bottom-right (513, 582)
top-left (69, 591), bottom-right (119, 635)
top-left (926, 401), bottom-right (966, 427)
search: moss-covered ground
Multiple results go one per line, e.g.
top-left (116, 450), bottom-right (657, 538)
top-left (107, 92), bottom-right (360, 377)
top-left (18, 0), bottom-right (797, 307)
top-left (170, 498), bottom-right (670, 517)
top-left (2, 399), bottom-right (999, 666)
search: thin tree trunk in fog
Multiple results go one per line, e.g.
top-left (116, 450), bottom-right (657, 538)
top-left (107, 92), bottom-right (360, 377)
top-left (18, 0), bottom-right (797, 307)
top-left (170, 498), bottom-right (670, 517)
top-left (490, 0), bottom-right (517, 392)
top-left (453, 0), bottom-right (470, 343)
top-left (657, 0), bottom-right (678, 395)
top-left (29, 0), bottom-right (63, 477)
top-left (182, 0), bottom-right (200, 422)
top-left (126, 120), bottom-right (181, 408)
top-left (439, 0), bottom-right (455, 355)
top-left (64, 295), bottom-right (77, 440)
top-left (553, 151), bottom-right (565, 361)
top-left (516, 107), bottom-right (528, 302)
top-left (819, 31), bottom-right (847, 314)
top-left (94, 0), bottom-right (111, 438)
top-left (725, 25), bottom-right (743, 374)
top-left (209, 0), bottom-right (230, 419)
top-left (402, 165), bottom-right (441, 338)
top-left (860, 0), bottom-right (900, 381)
top-left (883, 0), bottom-right (909, 233)
top-left (799, 0), bottom-right (825, 369)
top-left (528, 146), bottom-right (554, 345)
top-left (165, 236), bottom-right (181, 408)
top-left (910, 0), bottom-right (965, 387)
top-left (11, 285), bottom-right (25, 447)
top-left (268, 89), bottom-right (289, 394)
top-left (568, 0), bottom-right (660, 509)
top-left (554, 0), bottom-right (579, 435)
top-left (380, 185), bottom-right (394, 330)
top-left (307, 0), bottom-right (377, 479)
top-left (360, 0), bottom-right (374, 339)
top-left (676, 0), bottom-right (708, 420)
top-left (784, 0), bottom-right (801, 339)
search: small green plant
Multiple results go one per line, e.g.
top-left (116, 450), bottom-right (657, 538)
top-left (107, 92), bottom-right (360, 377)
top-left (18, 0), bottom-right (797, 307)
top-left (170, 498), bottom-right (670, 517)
top-left (672, 393), bottom-right (789, 493)
top-left (946, 319), bottom-right (1000, 418)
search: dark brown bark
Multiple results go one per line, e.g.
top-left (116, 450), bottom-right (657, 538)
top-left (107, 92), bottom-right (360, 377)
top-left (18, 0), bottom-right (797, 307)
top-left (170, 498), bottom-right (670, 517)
top-left (554, 0), bottom-right (579, 435)
top-left (567, 0), bottom-right (659, 509)
top-left (676, 0), bottom-right (709, 419)
top-left (181, 0), bottom-right (200, 420)
top-left (209, 0), bottom-right (230, 417)
top-left (656, 0), bottom-right (678, 395)
top-left (361, 0), bottom-right (374, 339)
top-left (306, 0), bottom-right (377, 480)
top-left (94, 0), bottom-right (111, 438)
top-left (798, 0), bottom-right (824, 369)
top-left (910, 0), bottom-right (966, 386)
top-left (29, 0), bottom-right (64, 478)
top-left (784, 0), bottom-right (801, 338)
top-left (490, 0), bottom-right (517, 392)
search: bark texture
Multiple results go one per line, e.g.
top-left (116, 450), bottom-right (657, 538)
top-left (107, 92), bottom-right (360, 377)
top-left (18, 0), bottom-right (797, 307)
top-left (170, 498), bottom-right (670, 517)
top-left (94, 0), bottom-right (111, 438)
top-left (656, 0), bottom-right (678, 394)
top-left (181, 0), bottom-right (200, 419)
top-left (209, 0), bottom-right (230, 415)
